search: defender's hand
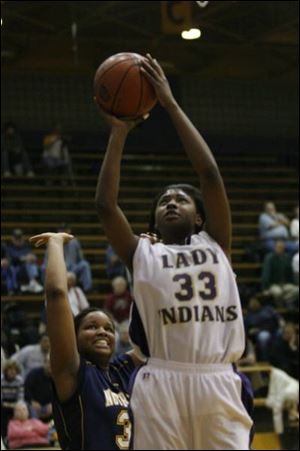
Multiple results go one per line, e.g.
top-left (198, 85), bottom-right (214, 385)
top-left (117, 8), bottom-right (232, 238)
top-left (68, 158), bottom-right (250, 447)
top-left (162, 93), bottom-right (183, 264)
top-left (29, 232), bottom-right (74, 247)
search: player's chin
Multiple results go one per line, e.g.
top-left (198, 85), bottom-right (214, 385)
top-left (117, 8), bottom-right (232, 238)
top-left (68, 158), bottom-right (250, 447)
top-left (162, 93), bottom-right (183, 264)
top-left (93, 345), bottom-right (114, 358)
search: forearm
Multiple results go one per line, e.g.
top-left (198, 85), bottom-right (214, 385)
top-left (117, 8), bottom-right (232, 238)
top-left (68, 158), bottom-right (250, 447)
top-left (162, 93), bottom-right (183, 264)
top-left (165, 101), bottom-right (220, 177)
top-left (95, 129), bottom-right (128, 210)
top-left (46, 237), bottom-right (68, 296)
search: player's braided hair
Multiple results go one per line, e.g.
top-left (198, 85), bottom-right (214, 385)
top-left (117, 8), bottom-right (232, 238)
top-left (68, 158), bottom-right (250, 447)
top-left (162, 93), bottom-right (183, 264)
top-left (148, 184), bottom-right (206, 237)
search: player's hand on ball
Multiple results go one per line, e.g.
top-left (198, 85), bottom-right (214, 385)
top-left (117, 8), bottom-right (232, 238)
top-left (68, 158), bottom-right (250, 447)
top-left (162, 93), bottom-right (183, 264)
top-left (29, 232), bottom-right (74, 247)
top-left (94, 98), bottom-right (149, 133)
top-left (140, 54), bottom-right (176, 110)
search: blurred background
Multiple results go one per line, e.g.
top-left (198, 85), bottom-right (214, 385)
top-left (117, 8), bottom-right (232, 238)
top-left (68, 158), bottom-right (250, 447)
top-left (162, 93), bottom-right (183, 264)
top-left (1, 2), bottom-right (299, 450)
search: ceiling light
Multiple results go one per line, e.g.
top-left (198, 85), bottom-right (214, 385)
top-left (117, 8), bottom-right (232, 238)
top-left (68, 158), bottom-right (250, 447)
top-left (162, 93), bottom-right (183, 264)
top-left (181, 28), bottom-right (201, 40)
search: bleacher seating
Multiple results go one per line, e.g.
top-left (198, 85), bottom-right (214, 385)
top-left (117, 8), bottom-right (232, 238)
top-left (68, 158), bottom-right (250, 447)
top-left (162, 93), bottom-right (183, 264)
top-left (1, 146), bottom-right (299, 450)
top-left (1, 148), bottom-right (298, 318)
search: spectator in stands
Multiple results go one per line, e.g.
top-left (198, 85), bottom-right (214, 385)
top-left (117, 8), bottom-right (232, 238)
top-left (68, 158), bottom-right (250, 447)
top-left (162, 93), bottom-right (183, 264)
top-left (24, 355), bottom-right (53, 423)
top-left (7, 400), bottom-right (50, 449)
top-left (270, 323), bottom-right (299, 380)
top-left (38, 308), bottom-right (47, 336)
top-left (105, 276), bottom-right (133, 323)
top-left (43, 224), bottom-right (92, 292)
top-left (67, 271), bottom-right (90, 316)
top-left (1, 360), bottom-right (24, 438)
top-left (258, 201), bottom-right (298, 254)
top-left (1, 122), bottom-right (34, 177)
top-left (237, 337), bottom-right (256, 367)
top-left (262, 239), bottom-right (299, 310)
top-left (105, 244), bottom-right (127, 279)
top-left (42, 123), bottom-right (72, 178)
top-left (290, 205), bottom-right (299, 243)
top-left (265, 367), bottom-right (299, 434)
top-left (11, 334), bottom-right (50, 378)
top-left (115, 320), bottom-right (132, 356)
top-left (292, 252), bottom-right (299, 285)
top-left (1, 344), bottom-right (7, 368)
top-left (237, 337), bottom-right (267, 396)
top-left (6, 229), bottom-right (43, 294)
top-left (1, 240), bottom-right (18, 295)
top-left (244, 296), bottom-right (281, 361)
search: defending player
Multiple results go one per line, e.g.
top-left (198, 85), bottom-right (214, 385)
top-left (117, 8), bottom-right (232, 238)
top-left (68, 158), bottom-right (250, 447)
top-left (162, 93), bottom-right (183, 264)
top-left (95, 54), bottom-right (253, 450)
top-left (29, 232), bottom-right (141, 450)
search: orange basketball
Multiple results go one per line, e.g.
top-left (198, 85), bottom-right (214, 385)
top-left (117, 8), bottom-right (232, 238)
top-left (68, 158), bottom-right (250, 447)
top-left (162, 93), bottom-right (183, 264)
top-left (94, 52), bottom-right (157, 118)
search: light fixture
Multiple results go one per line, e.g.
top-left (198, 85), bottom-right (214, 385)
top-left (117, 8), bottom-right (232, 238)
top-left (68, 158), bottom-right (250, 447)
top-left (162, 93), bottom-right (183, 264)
top-left (181, 28), bottom-right (201, 40)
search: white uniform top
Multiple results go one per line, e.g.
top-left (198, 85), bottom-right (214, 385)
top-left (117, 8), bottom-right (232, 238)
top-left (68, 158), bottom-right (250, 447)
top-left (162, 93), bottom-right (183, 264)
top-left (130, 231), bottom-right (245, 364)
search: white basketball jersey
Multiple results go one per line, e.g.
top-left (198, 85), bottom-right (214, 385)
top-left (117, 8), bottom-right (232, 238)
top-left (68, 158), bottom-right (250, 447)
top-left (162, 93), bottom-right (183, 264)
top-left (130, 231), bottom-right (245, 364)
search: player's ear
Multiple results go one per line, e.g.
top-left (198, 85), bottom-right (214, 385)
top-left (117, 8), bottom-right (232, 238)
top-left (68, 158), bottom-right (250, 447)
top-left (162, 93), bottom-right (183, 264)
top-left (195, 214), bottom-right (203, 228)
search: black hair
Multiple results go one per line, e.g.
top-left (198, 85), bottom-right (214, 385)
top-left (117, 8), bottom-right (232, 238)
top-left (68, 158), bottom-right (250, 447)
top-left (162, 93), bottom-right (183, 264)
top-left (74, 307), bottom-right (116, 336)
top-left (148, 184), bottom-right (206, 236)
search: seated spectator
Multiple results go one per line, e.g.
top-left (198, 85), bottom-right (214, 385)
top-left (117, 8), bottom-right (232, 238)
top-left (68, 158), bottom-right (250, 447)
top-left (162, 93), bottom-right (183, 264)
top-left (270, 323), bottom-right (299, 379)
top-left (105, 244), bottom-right (127, 279)
top-left (67, 271), bottom-right (90, 316)
top-left (42, 123), bottom-right (72, 177)
top-left (265, 367), bottom-right (299, 434)
top-left (1, 360), bottom-right (24, 438)
top-left (105, 276), bottom-right (133, 323)
top-left (7, 401), bottom-right (49, 449)
top-left (259, 201), bottom-right (298, 254)
top-left (2, 302), bottom-right (38, 355)
top-left (1, 122), bottom-right (34, 177)
top-left (1, 345), bottom-right (7, 367)
top-left (6, 229), bottom-right (43, 294)
top-left (1, 240), bottom-right (18, 295)
top-left (115, 320), bottom-right (132, 356)
top-left (38, 308), bottom-right (47, 336)
top-left (237, 337), bottom-right (267, 395)
top-left (292, 252), bottom-right (299, 285)
top-left (43, 224), bottom-right (92, 292)
top-left (11, 334), bottom-right (50, 378)
top-left (290, 205), bottom-right (299, 243)
top-left (24, 356), bottom-right (53, 423)
top-left (237, 337), bottom-right (256, 367)
top-left (262, 240), bottom-right (299, 310)
top-left (105, 244), bottom-right (132, 289)
top-left (244, 296), bottom-right (281, 361)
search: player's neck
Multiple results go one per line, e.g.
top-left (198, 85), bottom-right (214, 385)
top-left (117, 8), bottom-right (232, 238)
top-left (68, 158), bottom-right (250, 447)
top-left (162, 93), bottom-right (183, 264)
top-left (162, 232), bottom-right (190, 245)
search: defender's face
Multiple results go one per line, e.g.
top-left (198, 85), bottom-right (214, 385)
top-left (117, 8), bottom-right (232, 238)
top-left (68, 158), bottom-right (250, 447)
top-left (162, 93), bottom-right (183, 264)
top-left (155, 189), bottom-right (202, 236)
top-left (77, 312), bottom-right (116, 361)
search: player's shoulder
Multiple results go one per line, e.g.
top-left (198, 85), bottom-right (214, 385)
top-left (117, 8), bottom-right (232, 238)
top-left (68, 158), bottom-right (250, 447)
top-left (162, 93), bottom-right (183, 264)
top-left (191, 230), bottom-right (215, 245)
top-left (110, 353), bottom-right (135, 371)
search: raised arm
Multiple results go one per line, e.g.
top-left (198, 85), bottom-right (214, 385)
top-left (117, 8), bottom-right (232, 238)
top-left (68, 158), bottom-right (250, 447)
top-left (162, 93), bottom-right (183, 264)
top-left (29, 233), bottom-right (80, 402)
top-left (95, 114), bottom-right (141, 269)
top-left (141, 54), bottom-right (232, 257)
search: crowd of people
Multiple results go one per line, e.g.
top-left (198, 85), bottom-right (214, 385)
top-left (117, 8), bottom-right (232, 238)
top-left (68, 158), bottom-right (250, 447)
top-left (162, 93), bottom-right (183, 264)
top-left (1, 109), bottom-right (299, 448)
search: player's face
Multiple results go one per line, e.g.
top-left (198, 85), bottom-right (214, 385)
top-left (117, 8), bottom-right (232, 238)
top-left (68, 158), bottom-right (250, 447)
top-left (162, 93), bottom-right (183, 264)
top-left (155, 189), bottom-right (202, 241)
top-left (77, 312), bottom-right (116, 365)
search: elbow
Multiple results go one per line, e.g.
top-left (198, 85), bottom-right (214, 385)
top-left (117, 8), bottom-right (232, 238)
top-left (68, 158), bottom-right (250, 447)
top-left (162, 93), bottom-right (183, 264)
top-left (202, 164), bottom-right (221, 180)
top-left (95, 198), bottom-right (116, 217)
top-left (95, 197), bottom-right (106, 214)
top-left (46, 287), bottom-right (67, 301)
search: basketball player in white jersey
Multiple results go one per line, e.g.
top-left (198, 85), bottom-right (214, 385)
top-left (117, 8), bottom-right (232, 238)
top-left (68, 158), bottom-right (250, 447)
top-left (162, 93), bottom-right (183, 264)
top-left (95, 53), bottom-right (253, 450)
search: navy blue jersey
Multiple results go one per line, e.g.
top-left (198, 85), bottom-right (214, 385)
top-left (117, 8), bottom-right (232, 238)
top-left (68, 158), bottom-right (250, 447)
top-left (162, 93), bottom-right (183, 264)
top-left (52, 354), bottom-right (135, 450)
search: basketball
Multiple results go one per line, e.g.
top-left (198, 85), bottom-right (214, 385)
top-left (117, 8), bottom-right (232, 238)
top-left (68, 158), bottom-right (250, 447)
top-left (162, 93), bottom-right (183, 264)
top-left (94, 52), bottom-right (157, 118)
